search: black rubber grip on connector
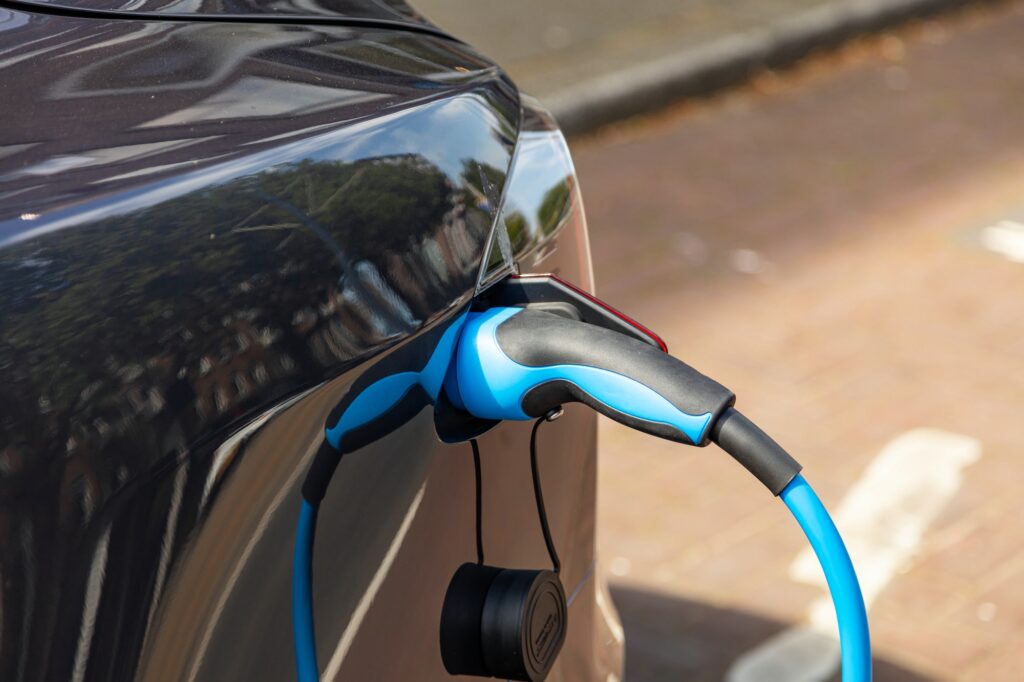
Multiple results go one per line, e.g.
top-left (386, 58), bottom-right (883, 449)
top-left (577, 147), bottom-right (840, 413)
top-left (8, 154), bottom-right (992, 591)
top-left (497, 308), bottom-right (735, 446)
top-left (709, 408), bottom-right (802, 495)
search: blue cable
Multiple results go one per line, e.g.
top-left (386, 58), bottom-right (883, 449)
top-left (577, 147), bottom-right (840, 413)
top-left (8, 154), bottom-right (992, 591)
top-left (781, 474), bottom-right (872, 682)
top-left (292, 472), bottom-right (872, 682)
top-left (293, 500), bottom-right (319, 682)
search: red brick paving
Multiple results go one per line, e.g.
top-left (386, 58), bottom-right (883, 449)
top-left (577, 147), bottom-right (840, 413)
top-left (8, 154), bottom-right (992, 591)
top-left (573, 3), bottom-right (1024, 680)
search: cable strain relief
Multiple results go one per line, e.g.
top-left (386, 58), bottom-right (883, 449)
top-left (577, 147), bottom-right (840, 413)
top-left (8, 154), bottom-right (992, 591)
top-left (302, 439), bottom-right (343, 506)
top-left (710, 407), bottom-right (802, 496)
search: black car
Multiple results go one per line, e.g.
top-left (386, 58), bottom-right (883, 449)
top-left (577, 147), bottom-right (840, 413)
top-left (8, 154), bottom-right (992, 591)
top-left (0, 1), bottom-right (625, 680)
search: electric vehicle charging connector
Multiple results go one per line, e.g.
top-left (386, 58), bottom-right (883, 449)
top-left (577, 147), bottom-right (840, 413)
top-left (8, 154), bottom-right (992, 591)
top-left (293, 290), bottom-right (872, 682)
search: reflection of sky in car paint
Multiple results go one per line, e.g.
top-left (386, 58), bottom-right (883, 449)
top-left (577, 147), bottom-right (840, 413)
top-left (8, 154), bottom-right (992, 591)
top-left (309, 95), bottom-right (509, 180)
top-left (507, 131), bottom-right (573, 207)
top-left (0, 94), bottom-right (511, 246)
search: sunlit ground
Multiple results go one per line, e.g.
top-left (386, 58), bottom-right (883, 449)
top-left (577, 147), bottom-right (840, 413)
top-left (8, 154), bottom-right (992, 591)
top-left (576, 3), bottom-right (1024, 680)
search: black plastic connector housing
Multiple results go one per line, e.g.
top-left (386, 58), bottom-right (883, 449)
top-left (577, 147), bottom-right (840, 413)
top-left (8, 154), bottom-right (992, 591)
top-left (710, 408), bottom-right (802, 495)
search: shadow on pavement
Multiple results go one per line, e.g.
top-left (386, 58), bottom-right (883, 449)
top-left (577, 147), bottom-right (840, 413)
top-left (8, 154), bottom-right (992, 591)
top-left (611, 585), bottom-right (933, 682)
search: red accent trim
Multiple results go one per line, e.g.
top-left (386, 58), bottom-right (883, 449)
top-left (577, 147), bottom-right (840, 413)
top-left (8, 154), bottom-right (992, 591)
top-left (511, 274), bottom-right (669, 353)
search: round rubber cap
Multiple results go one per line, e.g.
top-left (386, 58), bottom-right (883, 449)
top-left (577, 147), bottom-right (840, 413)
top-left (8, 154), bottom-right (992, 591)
top-left (480, 568), bottom-right (567, 682)
top-left (440, 563), bottom-right (502, 677)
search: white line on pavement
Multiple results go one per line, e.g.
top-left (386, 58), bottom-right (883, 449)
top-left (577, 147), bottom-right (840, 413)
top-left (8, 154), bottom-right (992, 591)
top-left (980, 219), bottom-right (1024, 263)
top-left (726, 428), bottom-right (982, 682)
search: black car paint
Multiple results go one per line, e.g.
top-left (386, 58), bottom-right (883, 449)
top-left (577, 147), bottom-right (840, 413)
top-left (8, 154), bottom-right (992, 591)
top-left (0, 4), bottom-right (620, 681)
top-left (6, 0), bottom-right (440, 26)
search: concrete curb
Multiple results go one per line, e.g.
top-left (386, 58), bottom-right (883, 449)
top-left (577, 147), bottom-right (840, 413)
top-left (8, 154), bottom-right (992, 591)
top-left (545, 0), bottom-right (980, 135)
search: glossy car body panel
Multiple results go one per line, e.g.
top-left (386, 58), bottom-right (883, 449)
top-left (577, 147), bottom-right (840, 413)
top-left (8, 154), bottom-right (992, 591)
top-left (0, 5), bottom-right (622, 681)
top-left (5, 0), bottom-right (438, 27)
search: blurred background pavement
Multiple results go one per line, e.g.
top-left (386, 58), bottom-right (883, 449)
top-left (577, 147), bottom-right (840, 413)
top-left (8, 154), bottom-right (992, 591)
top-left (418, 2), bottom-right (1024, 680)
top-left (415, 0), bottom-right (985, 133)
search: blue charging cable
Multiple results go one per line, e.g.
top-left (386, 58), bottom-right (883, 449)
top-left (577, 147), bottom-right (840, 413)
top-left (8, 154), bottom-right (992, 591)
top-left (292, 473), bottom-right (871, 682)
top-left (782, 475), bottom-right (872, 681)
top-left (293, 501), bottom-right (319, 682)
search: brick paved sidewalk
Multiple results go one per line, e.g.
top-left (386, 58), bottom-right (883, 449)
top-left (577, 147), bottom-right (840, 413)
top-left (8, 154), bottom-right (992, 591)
top-left (569, 3), bottom-right (1024, 680)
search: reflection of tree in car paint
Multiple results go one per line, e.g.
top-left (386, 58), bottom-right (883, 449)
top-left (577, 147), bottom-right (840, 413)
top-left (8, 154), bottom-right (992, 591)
top-left (0, 154), bottom-right (496, 480)
top-left (538, 180), bottom-right (574, 239)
